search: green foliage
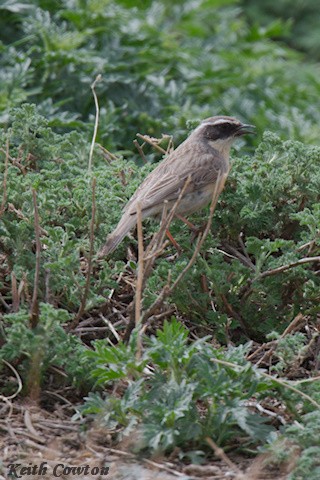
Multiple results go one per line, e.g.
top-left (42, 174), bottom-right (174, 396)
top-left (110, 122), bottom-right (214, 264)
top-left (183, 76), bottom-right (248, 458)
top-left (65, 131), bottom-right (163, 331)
top-left (268, 411), bottom-right (320, 480)
top-left (1, 0), bottom-right (320, 149)
top-left (271, 332), bottom-right (308, 374)
top-left (1, 103), bottom-right (319, 402)
top-left (0, 104), bottom-right (135, 311)
top-left (242, 0), bottom-right (320, 60)
top-left (0, 0), bottom-right (319, 469)
top-left (0, 104), bottom-right (141, 392)
top-left (81, 319), bottom-right (275, 452)
top-left (85, 333), bottom-right (148, 384)
top-left (0, 303), bottom-right (93, 390)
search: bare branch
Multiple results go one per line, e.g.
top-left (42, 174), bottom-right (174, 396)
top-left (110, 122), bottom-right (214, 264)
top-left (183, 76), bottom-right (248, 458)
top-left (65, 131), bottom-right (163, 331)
top-left (123, 176), bottom-right (191, 342)
top-left (97, 143), bottom-right (118, 162)
top-left (210, 356), bottom-right (320, 409)
top-left (133, 139), bottom-right (147, 164)
top-left (135, 202), bottom-right (144, 327)
top-left (135, 202), bottom-right (144, 358)
top-left (69, 177), bottom-right (97, 330)
top-left (258, 256), bottom-right (320, 280)
top-left (220, 243), bottom-right (255, 270)
top-left (0, 137), bottom-right (9, 216)
top-left (1, 359), bottom-right (23, 400)
top-left (8, 203), bottom-right (48, 235)
top-left (241, 256), bottom-right (320, 302)
top-left (88, 74), bottom-right (102, 172)
top-left (30, 189), bottom-right (41, 328)
top-left (219, 293), bottom-right (249, 337)
top-left (136, 133), bottom-right (167, 154)
top-left (206, 437), bottom-right (245, 479)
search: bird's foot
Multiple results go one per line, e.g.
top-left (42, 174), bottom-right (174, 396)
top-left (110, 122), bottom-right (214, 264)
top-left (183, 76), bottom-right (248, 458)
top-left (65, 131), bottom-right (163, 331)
top-left (190, 222), bottom-right (207, 243)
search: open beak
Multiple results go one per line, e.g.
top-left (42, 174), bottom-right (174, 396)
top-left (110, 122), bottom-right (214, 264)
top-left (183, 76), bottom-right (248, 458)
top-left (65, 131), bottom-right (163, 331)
top-left (235, 123), bottom-right (256, 136)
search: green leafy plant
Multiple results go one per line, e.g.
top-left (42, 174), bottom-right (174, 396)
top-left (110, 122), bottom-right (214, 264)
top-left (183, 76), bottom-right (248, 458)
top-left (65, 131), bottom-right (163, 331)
top-left (0, 303), bottom-right (93, 395)
top-left (267, 410), bottom-right (320, 480)
top-left (0, 1), bottom-right (320, 471)
top-left (242, 0), bottom-right (320, 60)
top-left (81, 319), bottom-right (275, 452)
top-left (1, 0), bottom-right (320, 149)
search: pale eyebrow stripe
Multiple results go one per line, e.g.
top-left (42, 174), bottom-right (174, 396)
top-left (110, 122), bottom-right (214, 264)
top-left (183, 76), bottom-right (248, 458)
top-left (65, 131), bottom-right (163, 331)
top-left (194, 119), bottom-right (236, 132)
top-left (202, 119), bottom-right (234, 126)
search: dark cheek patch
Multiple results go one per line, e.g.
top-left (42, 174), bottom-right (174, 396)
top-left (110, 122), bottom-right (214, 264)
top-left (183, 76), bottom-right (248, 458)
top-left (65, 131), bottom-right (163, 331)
top-left (203, 125), bottom-right (233, 140)
top-left (203, 126), bottom-right (220, 140)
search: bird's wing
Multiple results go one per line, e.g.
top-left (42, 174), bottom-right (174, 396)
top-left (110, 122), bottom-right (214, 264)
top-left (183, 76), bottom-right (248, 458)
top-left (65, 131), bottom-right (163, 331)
top-left (126, 144), bottom-right (228, 215)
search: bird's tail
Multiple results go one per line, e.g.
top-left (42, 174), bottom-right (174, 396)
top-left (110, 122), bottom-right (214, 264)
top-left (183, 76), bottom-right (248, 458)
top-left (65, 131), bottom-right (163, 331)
top-left (98, 213), bottom-right (137, 257)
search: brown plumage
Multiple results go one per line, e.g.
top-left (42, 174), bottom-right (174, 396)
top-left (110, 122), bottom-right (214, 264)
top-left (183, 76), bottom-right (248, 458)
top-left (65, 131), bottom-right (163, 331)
top-left (98, 116), bottom-right (254, 256)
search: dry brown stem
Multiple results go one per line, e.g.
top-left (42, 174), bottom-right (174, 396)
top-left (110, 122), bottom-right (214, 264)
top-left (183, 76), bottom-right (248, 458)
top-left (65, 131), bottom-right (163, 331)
top-left (241, 256), bottom-right (320, 302)
top-left (247, 313), bottom-right (307, 366)
top-left (133, 139), bottom-right (147, 164)
top-left (0, 138), bottom-right (9, 216)
top-left (136, 133), bottom-right (167, 154)
top-left (88, 74), bottom-right (102, 172)
top-left (210, 356), bottom-right (320, 409)
top-left (135, 202), bottom-right (144, 359)
top-left (97, 143), bottom-right (118, 162)
top-left (206, 436), bottom-right (245, 478)
top-left (30, 189), bottom-right (41, 328)
top-left (1, 359), bottom-right (23, 400)
top-left (258, 255), bottom-right (320, 280)
top-left (69, 177), bottom-right (97, 330)
top-left (123, 176), bottom-right (191, 341)
top-left (135, 202), bottom-right (144, 327)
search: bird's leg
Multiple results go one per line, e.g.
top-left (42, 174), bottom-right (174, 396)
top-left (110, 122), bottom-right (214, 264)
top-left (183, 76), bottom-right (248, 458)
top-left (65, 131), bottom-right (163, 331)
top-left (175, 213), bottom-right (207, 236)
top-left (165, 229), bottom-right (182, 253)
top-left (175, 214), bottom-right (207, 243)
top-left (175, 214), bottom-right (198, 231)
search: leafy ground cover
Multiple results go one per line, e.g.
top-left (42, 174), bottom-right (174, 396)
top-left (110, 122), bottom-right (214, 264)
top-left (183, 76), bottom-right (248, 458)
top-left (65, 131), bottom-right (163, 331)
top-left (0, 1), bottom-right (320, 479)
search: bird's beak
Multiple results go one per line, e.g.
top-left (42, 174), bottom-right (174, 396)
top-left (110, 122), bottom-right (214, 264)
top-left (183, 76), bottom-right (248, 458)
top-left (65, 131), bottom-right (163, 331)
top-left (235, 124), bottom-right (256, 136)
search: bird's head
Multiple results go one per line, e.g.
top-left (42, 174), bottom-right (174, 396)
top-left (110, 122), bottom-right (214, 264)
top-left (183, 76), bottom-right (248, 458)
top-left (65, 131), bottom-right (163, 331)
top-left (194, 116), bottom-right (255, 156)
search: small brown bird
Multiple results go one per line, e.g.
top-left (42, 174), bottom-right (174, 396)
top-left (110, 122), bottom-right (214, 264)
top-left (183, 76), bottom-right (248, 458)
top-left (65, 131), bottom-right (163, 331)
top-left (99, 116), bottom-right (255, 256)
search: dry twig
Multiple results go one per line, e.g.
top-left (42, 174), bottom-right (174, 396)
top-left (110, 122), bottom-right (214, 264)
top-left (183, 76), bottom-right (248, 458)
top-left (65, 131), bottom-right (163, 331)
top-left (258, 256), bottom-right (320, 280)
top-left (0, 359), bottom-right (23, 400)
top-left (206, 436), bottom-right (245, 478)
top-left (7, 203), bottom-right (48, 235)
top-left (136, 133), bottom-right (167, 154)
top-left (30, 189), bottom-right (41, 328)
top-left (133, 139), bottom-right (147, 164)
top-left (210, 356), bottom-right (320, 409)
top-left (123, 177), bottom-right (191, 342)
top-left (97, 143), bottom-right (118, 162)
top-left (135, 202), bottom-right (144, 327)
top-left (247, 313), bottom-right (306, 365)
top-left (241, 256), bottom-right (320, 302)
top-left (0, 137), bottom-right (9, 216)
top-left (135, 202), bottom-right (144, 358)
top-left (88, 74), bottom-right (102, 171)
top-left (69, 177), bottom-right (97, 330)
top-left (99, 314), bottom-right (121, 342)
